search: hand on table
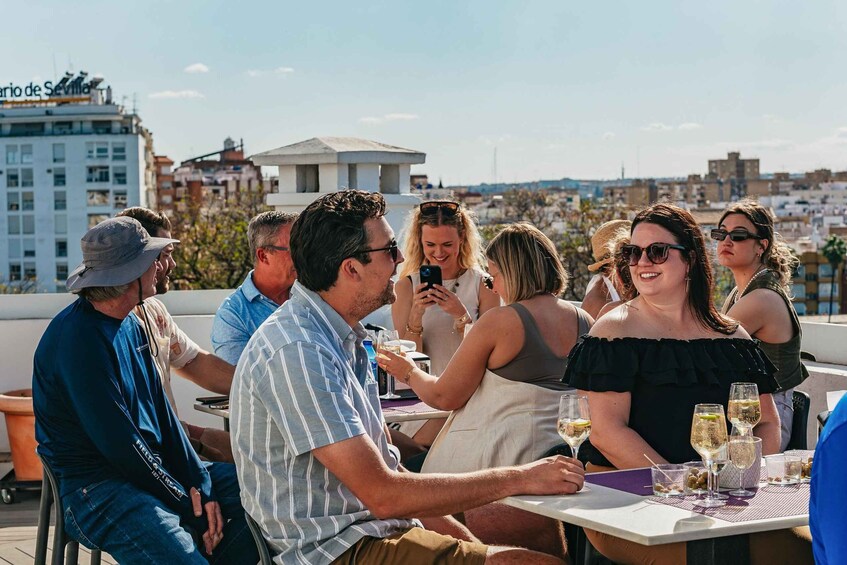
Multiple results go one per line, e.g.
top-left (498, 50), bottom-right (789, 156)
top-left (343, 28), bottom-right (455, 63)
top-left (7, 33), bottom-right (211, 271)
top-left (517, 456), bottom-right (586, 496)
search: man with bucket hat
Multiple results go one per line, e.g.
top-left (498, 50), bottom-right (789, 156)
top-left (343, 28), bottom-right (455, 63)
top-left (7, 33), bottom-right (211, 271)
top-left (32, 217), bottom-right (257, 564)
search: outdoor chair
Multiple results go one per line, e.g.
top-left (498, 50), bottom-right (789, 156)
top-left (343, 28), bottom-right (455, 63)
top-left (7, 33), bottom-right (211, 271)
top-left (245, 511), bottom-right (273, 565)
top-left (35, 453), bottom-right (101, 565)
top-left (786, 390), bottom-right (811, 450)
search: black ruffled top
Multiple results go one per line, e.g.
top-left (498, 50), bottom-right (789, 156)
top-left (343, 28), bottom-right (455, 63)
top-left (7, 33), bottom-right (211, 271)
top-left (562, 336), bottom-right (778, 467)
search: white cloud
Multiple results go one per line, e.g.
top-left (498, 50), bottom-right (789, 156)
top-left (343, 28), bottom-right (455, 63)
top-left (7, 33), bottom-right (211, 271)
top-left (384, 113), bottom-right (419, 121)
top-left (602, 132), bottom-right (616, 140)
top-left (678, 122), bottom-right (702, 131)
top-left (148, 90), bottom-right (205, 99)
top-left (184, 63), bottom-right (209, 74)
top-left (359, 113), bottom-right (420, 124)
top-left (642, 122), bottom-right (673, 132)
top-left (247, 67), bottom-right (295, 77)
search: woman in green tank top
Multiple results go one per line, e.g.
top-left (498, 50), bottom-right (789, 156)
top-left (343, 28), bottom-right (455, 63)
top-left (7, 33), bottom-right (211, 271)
top-left (714, 200), bottom-right (807, 451)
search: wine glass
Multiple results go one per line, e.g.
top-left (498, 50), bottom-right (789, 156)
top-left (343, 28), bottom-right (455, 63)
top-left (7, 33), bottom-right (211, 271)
top-left (727, 382), bottom-right (761, 435)
top-left (711, 443), bottom-right (730, 501)
top-left (690, 403), bottom-right (728, 508)
top-left (557, 394), bottom-right (591, 462)
top-left (377, 329), bottom-right (402, 400)
top-left (728, 429), bottom-right (761, 498)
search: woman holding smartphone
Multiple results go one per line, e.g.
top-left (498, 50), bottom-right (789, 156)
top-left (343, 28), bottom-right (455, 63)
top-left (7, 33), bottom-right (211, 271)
top-left (392, 200), bottom-right (499, 444)
top-left (393, 200), bottom-right (500, 375)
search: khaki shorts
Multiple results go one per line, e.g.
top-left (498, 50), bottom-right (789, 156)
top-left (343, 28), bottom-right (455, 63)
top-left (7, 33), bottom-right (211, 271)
top-left (334, 527), bottom-right (488, 565)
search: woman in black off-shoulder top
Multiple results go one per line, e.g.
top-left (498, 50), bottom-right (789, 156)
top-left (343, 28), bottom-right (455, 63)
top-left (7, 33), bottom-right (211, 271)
top-left (564, 204), bottom-right (813, 565)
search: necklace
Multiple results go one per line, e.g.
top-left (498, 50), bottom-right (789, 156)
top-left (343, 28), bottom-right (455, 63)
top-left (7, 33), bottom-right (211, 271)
top-left (445, 269), bottom-right (465, 293)
top-left (733, 268), bottom-right (770, 305)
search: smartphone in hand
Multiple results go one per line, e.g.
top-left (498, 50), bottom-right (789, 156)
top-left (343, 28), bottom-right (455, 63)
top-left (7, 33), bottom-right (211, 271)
top-left (419, 264), bottom-right (443, 291)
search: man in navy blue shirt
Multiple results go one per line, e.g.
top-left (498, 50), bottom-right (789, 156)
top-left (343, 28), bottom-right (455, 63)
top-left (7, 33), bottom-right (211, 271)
top-left (811, 394), bottom-right (847, 564)
top-left (33, 217), bottom-right (257, 564)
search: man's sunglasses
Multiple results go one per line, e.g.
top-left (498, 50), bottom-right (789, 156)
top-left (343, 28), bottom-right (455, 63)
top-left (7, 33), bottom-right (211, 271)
top-left (264, 245), bottom-right (289, 252)
top-left (710, 228), bottom-right (762, 242)
top-left (420, 201), bottom-right (460, 218)
top-left (355, 240), bottom-right (399, 262)
top-left (620, 243), bottom-right (687, 266)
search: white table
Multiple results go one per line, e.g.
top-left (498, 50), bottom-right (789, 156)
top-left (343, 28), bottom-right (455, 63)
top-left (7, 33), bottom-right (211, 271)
top-left (193, 400), bottom-right (448, 426)
top-left (502, 468), bottom-right (809, 565)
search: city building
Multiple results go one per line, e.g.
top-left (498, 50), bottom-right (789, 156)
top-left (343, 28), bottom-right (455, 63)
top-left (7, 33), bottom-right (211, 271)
top-left (254, 136), bottom-right (426, 233)
top-left (708, 151), bottom-right (760, 181)
top-left (0, 71), bottom-right (154, 292)
top-left (156, 138), bottom-right (268, 215)
top-left (793, 251), bottom-right (846, 316)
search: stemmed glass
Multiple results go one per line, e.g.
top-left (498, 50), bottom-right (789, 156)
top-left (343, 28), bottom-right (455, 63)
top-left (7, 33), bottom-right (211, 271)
top-left (727, 382), bottom-right (761, 435)
top-left (728, 428), bottom-right (761, 498)
top-left (377, 330), bottom-right (402, 400)
top-left (557, 395), bottom-right (591, 462)
top-left (690, 403), bottom-right (729, 508)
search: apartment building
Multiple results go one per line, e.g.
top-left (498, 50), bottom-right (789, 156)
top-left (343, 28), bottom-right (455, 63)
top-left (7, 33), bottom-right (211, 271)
top-left (0, 72), bottom-right (153, 292)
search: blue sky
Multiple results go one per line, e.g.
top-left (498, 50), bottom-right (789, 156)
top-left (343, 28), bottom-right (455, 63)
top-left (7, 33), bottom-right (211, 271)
top-left (4, 0), bottom-right (847, 184)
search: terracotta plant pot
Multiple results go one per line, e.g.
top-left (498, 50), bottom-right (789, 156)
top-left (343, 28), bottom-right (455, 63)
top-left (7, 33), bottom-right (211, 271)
top-left (0, 388), bottom-right (42, 482)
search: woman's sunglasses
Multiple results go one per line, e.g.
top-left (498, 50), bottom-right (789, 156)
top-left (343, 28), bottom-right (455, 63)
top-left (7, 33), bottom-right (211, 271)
top-left (710, 228), bottom-right (762, 242)
top-left (420, 201), bottom-right (460, 217)
top-left (483, 275), bottom-right (494, 290)
top-left (620, 243), bottom-right (687, 266)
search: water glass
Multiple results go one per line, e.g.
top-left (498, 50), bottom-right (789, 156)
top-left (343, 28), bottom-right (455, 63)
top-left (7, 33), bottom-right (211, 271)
top-left (765, 454), bottom-right (802, 485)
top-left (651, 464), bottom-right (686, 497)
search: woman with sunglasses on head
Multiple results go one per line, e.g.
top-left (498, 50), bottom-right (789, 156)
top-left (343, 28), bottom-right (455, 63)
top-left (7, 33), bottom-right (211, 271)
top-left (562, 204), bottom-right (808, 565)
top-left (715, 200), bottom-right (807, 451)
top-left (391, 200), bottom-right (500, 445)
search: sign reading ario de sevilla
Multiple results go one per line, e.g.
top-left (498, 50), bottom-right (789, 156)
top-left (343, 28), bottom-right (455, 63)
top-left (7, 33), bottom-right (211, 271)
top-left (0, 80), bottom-right (93, 100)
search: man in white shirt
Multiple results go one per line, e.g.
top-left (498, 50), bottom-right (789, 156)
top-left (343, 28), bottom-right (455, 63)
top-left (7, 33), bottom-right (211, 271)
top-left (118, 207), bottom-right (235, 462)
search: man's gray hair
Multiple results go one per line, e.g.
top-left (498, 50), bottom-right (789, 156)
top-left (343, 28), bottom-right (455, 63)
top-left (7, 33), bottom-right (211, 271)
top-left (75, 283), bottom-right (132, 302)
top-left (248, 211), bottom-right (298, 263)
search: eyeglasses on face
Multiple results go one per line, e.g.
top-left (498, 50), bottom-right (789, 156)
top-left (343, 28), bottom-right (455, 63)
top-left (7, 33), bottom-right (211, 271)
top-left (355, 240), bottom-right (399, 262)
top-left (710, 228), bottom-right (762, 242)
top-left (264, 245), bottom-right (289, 252)
top-left (620, 243), bottom-right (687, 266)
top-left (420, 201), bottom-right (460, 218)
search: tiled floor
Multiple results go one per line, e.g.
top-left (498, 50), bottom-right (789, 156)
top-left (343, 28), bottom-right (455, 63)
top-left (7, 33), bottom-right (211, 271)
top-left (0, 481), bottom-right (115, 564)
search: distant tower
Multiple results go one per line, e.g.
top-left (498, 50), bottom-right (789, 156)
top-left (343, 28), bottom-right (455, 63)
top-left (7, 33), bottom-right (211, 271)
top-left (621, 162), bottom-right (625, 181)
top-left (224, 137), bottom-right (236, 150)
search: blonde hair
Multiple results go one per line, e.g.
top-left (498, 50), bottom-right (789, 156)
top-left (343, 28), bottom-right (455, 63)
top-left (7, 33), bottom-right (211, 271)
top-left (719, 199), bottom-right (798, 293)
top-left (485, 222), bottom-right (568, 303)
top-left (398, 201), bottom-right (485, 278)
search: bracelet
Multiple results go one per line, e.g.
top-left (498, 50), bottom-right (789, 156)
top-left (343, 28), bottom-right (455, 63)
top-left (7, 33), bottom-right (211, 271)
top-left (402, 365), bottom-right (416, 384)
top-left (452, 313), bottom-right (471, 333)
top-left (405, 323), bottom-right (423, 336)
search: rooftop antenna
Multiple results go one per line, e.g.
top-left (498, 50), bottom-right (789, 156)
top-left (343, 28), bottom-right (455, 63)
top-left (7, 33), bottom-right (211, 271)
top-left (621, 162), bottom-right (625, 180)
top-left (492, 147), bottom-right (498, 191)
top-left (132, 93), bottom-right (137, 114)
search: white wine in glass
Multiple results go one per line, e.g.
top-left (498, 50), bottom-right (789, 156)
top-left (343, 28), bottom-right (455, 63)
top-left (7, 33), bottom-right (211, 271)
top-left (558, 394), bottom-right (591, 462)
top-left (690, 403), bottom-right (728, 508)
top-left (727, 382), bottom-right (761, 432)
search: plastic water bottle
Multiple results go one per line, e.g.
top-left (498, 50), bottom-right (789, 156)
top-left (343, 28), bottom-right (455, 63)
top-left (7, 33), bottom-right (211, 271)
top-left (363, 339), bottom-right (378, 384)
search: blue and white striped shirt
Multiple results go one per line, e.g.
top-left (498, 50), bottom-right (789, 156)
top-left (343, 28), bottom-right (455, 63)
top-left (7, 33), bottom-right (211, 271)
top-left (231, 282), bottom-right (417, 564)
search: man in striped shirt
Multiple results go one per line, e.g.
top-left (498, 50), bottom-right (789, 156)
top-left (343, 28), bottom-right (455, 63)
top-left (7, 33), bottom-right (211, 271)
top-left (231, 191), bottom-right (584, 564)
